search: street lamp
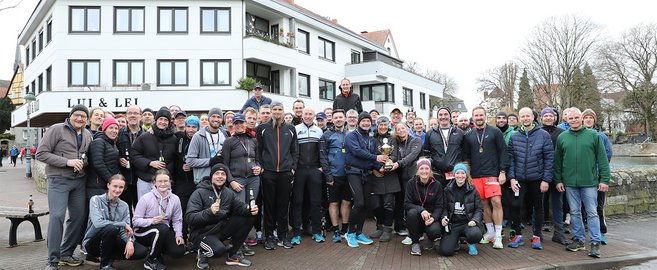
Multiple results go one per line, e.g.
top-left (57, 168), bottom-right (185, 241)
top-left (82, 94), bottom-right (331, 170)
top-left (24, 91), bottom-right (36, 178)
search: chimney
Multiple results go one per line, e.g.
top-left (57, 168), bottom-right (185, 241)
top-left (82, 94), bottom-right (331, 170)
top-left (361, 31), bottom-right (368, 34)
top-left (331, 18), bottom-right (338, 24)
top-left (287, 0), bottom-right (294, 4)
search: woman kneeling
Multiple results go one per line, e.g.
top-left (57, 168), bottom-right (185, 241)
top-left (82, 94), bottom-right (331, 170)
top-left (404, 158), bottom-right (444, 256)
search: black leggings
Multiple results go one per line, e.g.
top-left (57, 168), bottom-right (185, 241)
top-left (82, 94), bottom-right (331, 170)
top-left (510, 181), bottom-right (544, 237)
top-left (439, 222), bottom-right (482, 256)
top-left (290, 168), bottom-right (323, 235)
top-left (198, 215), bottom-right (255, 257)
top-left (371, 194), bottom-right (395, 227)
top-left (261, 170), bottom-right (293, 238)
top-left (134, 224), bottom-right (185, 259)
top-left (347, 174), bottom-right (367, 234)
top-left (406, 208), bottom-right (441, 243)
top-left (393, 178), bottom-right (407, 232)
top-left (85, 225), bottom-right (148, 266)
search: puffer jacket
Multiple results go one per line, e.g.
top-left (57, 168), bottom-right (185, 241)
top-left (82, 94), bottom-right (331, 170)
top-left (423, 126), bottom-right (466, 174)
top-left (370, 132), bottom-right (400, 195)
top-left (395, 135), bottom-right (423, 183)
top-left (117, 126), bottom-right (145, 185)
top-left (442, 181), bottom-right (484, 230)
top-left (404, 176), bottom-right (444, 218)
top-left (345, 127), bottom-right (381, 175)
top-left (222, 132), bottom-right (259, 179)
top-left (319, 126), bottom-right (348, 177)
top-left (507, 124), bottom-right (554, 182)
top-left (185, 177), bottom-right (251, 247)
top-left (87, 132), bottom-right (120, 189)
top-left (130, 125), bottom-right (178, 182)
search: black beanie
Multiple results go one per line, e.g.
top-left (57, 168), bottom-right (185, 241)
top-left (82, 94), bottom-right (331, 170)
top-left (69, 104), bottom-right (89, 118)
top-left (210, 163), bottom-right (233, 182)
top-left (357, 112), bottom-right (372, 125)
top-left (496, 111), bottom-right (508, 118)
top-left (155, 107), bottom-right (172, 122)
top-left (438, 107), bottom-right (451, 115)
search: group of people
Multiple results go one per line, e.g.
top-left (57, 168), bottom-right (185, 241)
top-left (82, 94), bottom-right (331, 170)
top-left (2, 145), bottom-right (35, 167)
top-left (36, 78), bottom-right (611, 270)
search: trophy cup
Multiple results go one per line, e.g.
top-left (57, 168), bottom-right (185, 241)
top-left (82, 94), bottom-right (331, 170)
top-left (378, 138), bottom-right (394, 171)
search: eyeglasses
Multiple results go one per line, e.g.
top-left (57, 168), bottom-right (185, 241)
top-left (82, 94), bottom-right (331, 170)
top-left (70, 113), bottom-right (87, 119)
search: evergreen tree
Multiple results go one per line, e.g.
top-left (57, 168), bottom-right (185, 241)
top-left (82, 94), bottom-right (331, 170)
top-left (582, 64), bottom-right (602, 113)
top-left (517, 69), bottom-right (533, 110)
top-left (0, 96), bottom-right (16, 134)
top-left (568, 67), bottom-right (585, 108)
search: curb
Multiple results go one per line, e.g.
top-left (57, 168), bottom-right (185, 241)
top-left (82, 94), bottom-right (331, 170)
top-left (519, 250), bottom-right (657, 270)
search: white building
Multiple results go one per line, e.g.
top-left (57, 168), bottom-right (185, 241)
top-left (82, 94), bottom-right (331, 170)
top-left (12, 0), bottom-right (443, 128)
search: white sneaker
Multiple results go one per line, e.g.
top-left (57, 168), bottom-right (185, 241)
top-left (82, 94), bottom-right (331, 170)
top-left (493, 236), bottom-right (504, 249)
top-left (479, 232), bottom-right (495, 244)
top-left (401, 236), bottom-right (412, 245)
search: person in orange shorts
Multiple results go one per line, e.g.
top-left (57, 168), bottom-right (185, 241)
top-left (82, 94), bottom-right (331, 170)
top-left (463, 106), bottom-right (507, 249)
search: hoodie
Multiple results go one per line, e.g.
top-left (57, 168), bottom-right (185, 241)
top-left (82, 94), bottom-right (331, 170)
top-left (132, 187), bottom-right (184, 238)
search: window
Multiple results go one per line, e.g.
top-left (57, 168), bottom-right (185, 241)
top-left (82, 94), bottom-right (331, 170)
top-left (403, 87), bottom-right (413, 106)
top-left (69, 6), bottom-right (101, 33)
top-left (319, 79), bottom-right (335, 100)
top-left (246, 13), bottom-right (268, 36)
top-left (270, 24), bottom-right (279, 39)
top-left (457, 103), bottom-right (463, 109)
top-left (158, 7), bottom-right (187, 33)
top-left (351, 50), bottom-right (361, 64)
top-left (113, 60), bottom-right (144, 86)
top-left (46, 66), bottom-right (52, 91)
top-left (201, 8), bottom-right (230, 33)
top-left (31, 39), bottom-right (36, 59)
top-left (37, 74), bottom-right (43, 94)
top-left (25, 47), bottom-right (30, 66)
top-left (114, 7), bottom-right (144, 33)
top-left (38, 31), bottom-right (43, 53)
top-left (297, 29), bottom-right (309, 53)
top-left (360, 83), bottom-right (395, 102)
top-left (200, 60), bottom-right (231, 86)
top-left (157, 60), bottom-right (187, 86)
top-left (46, 20), bottom-right (52, 44)
top-left (69, 60), bottom-right (100, 86)
top-left (318, 37), bottom-right (335, 61)
top-left (298, 73), bottom-right (310, 97)
top-left (31, 81), bottom-right (36, 95)
top-left (25, 84), bottom-right (29, 96)
top-left (419, 92), bottom-right (426, 109)
top-left (246, 61), bottom-right (271, 92)
top-left (270, 70), bottom-right (280, 94)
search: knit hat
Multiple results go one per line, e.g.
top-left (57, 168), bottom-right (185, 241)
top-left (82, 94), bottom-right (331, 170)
top-left (376, 115), bottom-right (390, 126)
top-left (496, 111), bottom-right (508, 118)
top-left (186, 115), bottom-right (200, 129)
top-left (69, 104), bottom-right (89, 118)
top-left (369, 109), bottom-right (380, 115)
top-left (224, 111), bottom-right (235, 119)
top-left (155, 107), bottom-right (172, 122)
top-left (416, 158), bottom-right (431, 169)
top-left (437, 107), bottom-right (451, 115)
top-left (210, 163), bottom-right (233, 182)
top-left (541, 107), bottom-right (556, 117)
top-left (508, 113), bottom-right (518, 119)
top-left (142, 108), bottom-right (154, 115)
top-left (453, 163), bottom-right (469, 176)
top-left (208, 107), bottom-right (223, 118)
top-left (582, 109), bottom-right (597, 123)
top-left (271, 100), bottom-right (284, 109)
top-left (357, 112), bottom-right (372, 125)
top-left (102, 116), bottom-right (119, 132)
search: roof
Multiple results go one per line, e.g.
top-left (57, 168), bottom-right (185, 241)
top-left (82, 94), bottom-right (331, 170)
top-left (603, 91), bottom-right (626, 103)
top-left (361, 29), bottom-right (391, 47)
top-left (0, 80), bottom-right (9, 98)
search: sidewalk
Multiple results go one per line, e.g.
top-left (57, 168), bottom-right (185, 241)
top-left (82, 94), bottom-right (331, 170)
top-left (1, 163), bottom-right (655, 270)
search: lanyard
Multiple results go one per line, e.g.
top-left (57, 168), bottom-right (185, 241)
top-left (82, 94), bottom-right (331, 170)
top-left (159, 196), bottom-right (169, 216)
top-left (238, 138), bottom-right (250, 157)
top-left (437, 127), bottom-right (452, 152)
top-left (212, 185), bottom-right (223, 204)
top-left (416, 178), bottom-right (433, 207)
top-left (357, 130), bottom-right (371, 151)
top-left (106, 195), bottom-right (118, 221)
top-left (476, 125), bottom-right (487, 153)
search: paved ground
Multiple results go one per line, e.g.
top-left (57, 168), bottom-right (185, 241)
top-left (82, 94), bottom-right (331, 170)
top-left (0, 163), bottom-right (656, 270)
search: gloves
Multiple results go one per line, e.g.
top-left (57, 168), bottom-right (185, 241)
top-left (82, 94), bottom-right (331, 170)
top-left (209, 155), bottom-right (223, 166)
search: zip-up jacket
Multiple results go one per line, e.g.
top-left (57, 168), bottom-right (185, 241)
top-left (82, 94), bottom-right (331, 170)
top-left (185, 177), bottom-right (251, 246)
top-left (592, 126), bottom-right (613, 161)
top-left (174, 131), bottom-right (194, 184)
top-left (255, 121), bottom-right (298, 172)
top-left (36, 119), bottom-right (92, 179)
top-left (87, 132), bottom-right (120, 189)
top-left (499, 125), bottom-right (516, 145)
top-left (371, 132), bottom-right (400, 195)
top-left (332, 90), bottom-right (363, 113)
top-left (395, 135), bottom-right (423, 182)
top-left (345, 127), bottom-right (381, 175)
top-left (295, 122), bottom-right (323, 168)
top-left (117, 126), bottom-right (145, 185)
top-left (424, 126), bottom-right (466, 174)
top-left (507, 124), bottom-right (554, 182)
top-left (542, 125), bottom-right (564, 147)
top-left (463, 124), bottom-right (507, 178)
top-left (222, 132), bottom-right (260, 179)
top-left (319, 126), bottom-right (348, 177)
top-left (130, 125), bottom-right (178, 182)
top-left (186, 127), bottom-right (230, 184)
top-left (240, 95), bottom-right (272, 113)
top-left (404, 176), bottom-right (444, 218)
top-left (83, 194), bottom-right (131, 247)
top-left (554, 127), bottom-right (611, 187)
top-left (442, 181), bottom-right (483, 230)
top-left (132, 188), bottom-right (184, 238)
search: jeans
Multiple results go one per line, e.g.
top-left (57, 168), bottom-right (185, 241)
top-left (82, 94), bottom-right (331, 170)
top-left (137, 178), bottom-right (153, 201)
top-left (548, 183), bottom-right (565, 238)
top-left (565, 187), bottom-right (601, 243)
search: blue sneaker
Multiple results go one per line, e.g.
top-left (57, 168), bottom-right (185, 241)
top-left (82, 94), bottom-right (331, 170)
top-left (507, 235), bottom-right (524, 248)
top-left (356, 233), bottom-right (374, 245)
top-left (291, 235), bottom-right (301, 245)
top-left (531, 236), bottom-right (543, 250)
top-left (502, 219), bottom-right (508, 228)
top-left (313, 233), bottom-right (325, 243)
top-left (346, 233), bottom-right (359, 248)
top-left (600, 234), bottom-right (607, 245)
top-left (332, 230), bottom-right (342, 243)
top-left (468, 244), bottom-right (478, 256)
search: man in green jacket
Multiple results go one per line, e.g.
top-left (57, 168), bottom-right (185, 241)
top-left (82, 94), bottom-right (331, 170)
top-left (554, 108), bottom-right (610, 259)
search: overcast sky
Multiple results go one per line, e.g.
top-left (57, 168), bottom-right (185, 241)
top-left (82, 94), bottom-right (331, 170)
top-left (2, 0), bottom-right (657, 111)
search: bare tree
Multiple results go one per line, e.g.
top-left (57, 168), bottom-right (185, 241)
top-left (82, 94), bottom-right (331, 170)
top-left (0, 0), bottom-right (24, 12)
top-left (425, 69), bottom-right (458, 96)
top-left (597, 23), bottom-right (657, 141)
top-left (520, 15), bottom-right (601, 109)
top-left (402, 60), bottom-right (421, 74)
top-left (478, 62), bottom-right (518, 110)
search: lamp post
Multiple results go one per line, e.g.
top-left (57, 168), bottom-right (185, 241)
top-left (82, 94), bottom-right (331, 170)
top-left (24, 91), bottom-right (36, 178)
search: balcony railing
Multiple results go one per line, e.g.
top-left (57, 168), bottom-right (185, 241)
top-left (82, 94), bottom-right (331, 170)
top-left (245, 27), bottom-right (294, 49)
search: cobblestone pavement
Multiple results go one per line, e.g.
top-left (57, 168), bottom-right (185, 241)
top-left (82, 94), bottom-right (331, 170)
top-left (0, 164), bottom-right (655, 270)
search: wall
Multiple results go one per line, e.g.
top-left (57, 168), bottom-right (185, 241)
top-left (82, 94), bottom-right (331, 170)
top-left (612, 143), bottom-right (657, 157)
top-left (606, 168), bottom-right (657, 216)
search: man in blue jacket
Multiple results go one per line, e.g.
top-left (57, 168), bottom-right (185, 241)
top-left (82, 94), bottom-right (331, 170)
top-left (240, 83), bottom-right (272, 113)
top-left (506, 107), bottom-right (554, 250)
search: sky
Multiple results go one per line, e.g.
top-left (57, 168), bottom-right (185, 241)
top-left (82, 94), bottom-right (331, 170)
top-left (2, 0), bottom-right (657, 111)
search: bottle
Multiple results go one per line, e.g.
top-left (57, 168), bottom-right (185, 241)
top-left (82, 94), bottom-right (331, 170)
top-left (249, 189), bottom-right (256, 210)
top-left (28, 195), bottom-right (34, 214)
top-left (125, 149), bottom-right (131, 169)
top-left (159, 150), bottom-right (165, 162)
top-left (514, 182), bottom-right (520, 197)
top-left (443, 216), bottom-right (450, 233)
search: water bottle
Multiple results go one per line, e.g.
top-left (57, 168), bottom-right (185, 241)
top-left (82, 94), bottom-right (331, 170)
top-left (443, 216), bottom-right (450, 233)
top-left (514, 182), bottom-right (520, 197)
top-left (125, 149), bottom-right (131, 169)
top-left (249, 189), bottom-right (256, 210)
top-left (28, 195), bottom-right (34, 214)
top-left (159, 150), bottom-right (165, 162)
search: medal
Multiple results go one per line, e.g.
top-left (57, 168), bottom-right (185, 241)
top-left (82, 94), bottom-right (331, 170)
top-left (479, 146), bottom-right (483, 153)
top-left (247, 158), bottom-right (252, 163)
top-left (342, 148), bottom-right (346, 153)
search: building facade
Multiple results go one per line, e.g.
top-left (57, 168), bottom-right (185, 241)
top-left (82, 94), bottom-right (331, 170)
top-left (12, 0), bottom-right (443, 128)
